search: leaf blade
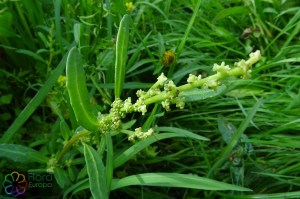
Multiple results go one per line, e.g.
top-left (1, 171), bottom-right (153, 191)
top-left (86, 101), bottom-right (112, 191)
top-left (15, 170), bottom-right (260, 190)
top-left (0, 144), bottom-right (48, 163)
top-left (84, 144), bottom-right (108, 199)
top-left (179, 84), bottom-right (226, 102)
top-left (111, 173), bottom-right (252, 191)
top-left (114, 14), bottom-right (129, 99)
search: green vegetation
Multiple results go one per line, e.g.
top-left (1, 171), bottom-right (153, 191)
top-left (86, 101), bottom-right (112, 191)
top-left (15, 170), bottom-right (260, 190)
top-left (1, 0), bottom-right (300, 198)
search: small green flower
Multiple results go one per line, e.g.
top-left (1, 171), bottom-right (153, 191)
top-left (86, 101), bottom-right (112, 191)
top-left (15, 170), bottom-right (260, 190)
top-left (161, 100), bottom-right (171, 111)
top-left (157, 73), bottom-right (167, 85)
top-left (213, 62), bottom-right (231, 75)
top-left (128, 127), bottom-right (154, 141)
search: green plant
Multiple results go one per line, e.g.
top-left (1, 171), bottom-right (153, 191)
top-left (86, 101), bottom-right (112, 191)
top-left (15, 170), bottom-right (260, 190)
top-left (2, 0), bottom-right (300, 198)
top-left (60, 13), bottom-right (261, 197)
top-left (0, 12), bottom-right (261, 198)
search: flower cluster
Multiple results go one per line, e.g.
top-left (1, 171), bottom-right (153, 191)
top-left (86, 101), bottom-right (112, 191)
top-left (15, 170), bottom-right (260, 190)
top-left (47, 157), bottom-right (58, 173)
top-left (187, 74), bottom-right (202, 84)
top-left (161, 80), bottom-right (185, 111)
top-left (235, 50), bottom-right (261, 79)
top-left (96, 51), bottom-right (261, 136)
top-left (98, 99), bottom-right (125, 133)
top-left (133, 73), bottom-right (185, 112)
top-left (128, 127), bottom-right (154, 141)
top-left (182, 50), bottom-right (261, 91)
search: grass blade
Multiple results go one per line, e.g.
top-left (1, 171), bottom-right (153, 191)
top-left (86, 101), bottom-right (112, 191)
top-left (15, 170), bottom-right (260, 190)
top-left (168, 0), bottom-right (202, 77)
top-left (179, 85), bottom-right (226, 102)
top-left (105, 133), bottom-right (114, 192)
top-left (54, 167), bottom-right (71, 189)
top-left (84, 143), bottom-right (108, 199)
top-left (0, 47), bottom-right (72, 144)
top-left (114, 131), bottom-right (209, 169)
top-left (114, 14), bottom-right (129, 99)
top-left (111, 173), bottom-right (252, 191)
top-left (176, 0), bottom-right (202, 56)
top-left (207, 98), bottom-right (263, 178)
top-left (0, 144), bottom-right (48, 163)
top-left (223, 191), bottom-right (300, 199)
top-left (156, 126), bottom-right (209, 141)
top-left (63, 178), bottom-right (89, 199)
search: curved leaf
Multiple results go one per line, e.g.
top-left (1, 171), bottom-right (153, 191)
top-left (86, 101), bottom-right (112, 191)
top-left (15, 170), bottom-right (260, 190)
top-left (114, 14), bottom-right (129, 99)
top-left (179, 84), bottom-right (226, 102)
top-left (84, 144), bottom-right (108, 199)
top-left (0, 144), bottom-right (48, 163)
top-left (111, 173), bottom-right (252, 191)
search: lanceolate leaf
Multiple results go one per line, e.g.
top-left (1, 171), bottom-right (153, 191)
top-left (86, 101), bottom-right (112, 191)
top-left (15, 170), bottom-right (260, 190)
top-left (0, 47), bottom-right (72, 144)
top-left (84, 144), bottom-right (108, 199)
top-left (0, 144), bottom-right (48, 163)
top-left (114, 131), bottom-right (209, 169)
top-left (179, 84), bottom-right (226, 102)
top-left (111, 173), bottom-right (252, 191)
top-left (156, 126), bottom-right (209, 141)
top-left (66, 47), bottom-right (99, 131)
top-left (114, 14), bottom-right (129, 99)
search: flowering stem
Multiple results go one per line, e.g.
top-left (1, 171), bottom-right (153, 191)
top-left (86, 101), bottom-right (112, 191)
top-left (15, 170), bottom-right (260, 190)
top-left (103, 51), bottom-right (260, 135)
top-left (143, 67), bottom-right (244, 105)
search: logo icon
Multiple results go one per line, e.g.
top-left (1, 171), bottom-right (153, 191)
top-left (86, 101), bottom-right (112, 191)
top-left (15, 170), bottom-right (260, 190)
top-left (3, 171), bottom-right (28, 197)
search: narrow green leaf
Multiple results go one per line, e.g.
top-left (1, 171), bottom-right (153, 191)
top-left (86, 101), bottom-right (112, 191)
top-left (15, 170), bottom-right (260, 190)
top-left (63, 178), bottom-right (89, 199)
top-left (99, 82), bottom-right (152, 89)
top-left (54, 167), bottom-right (71, 189)
top-left (54, 0), bottom-right (63, 49)
top-left (105, 133), bottom-right (114, 192)
top-left (223, 191), bottom-right (300, 199)
top-left (0, 11), bottom-right (15, 37)
top-left (168, 0), bottom-right (202, 77)
top-left (84, 144), bottom-right (108, 199)
top-left (111, 173), bottom-right (252, 191)
top-left (66, 47), bottom-right (99, 131)
top-left (114, 131), bottom-right (208, 169)
top-left (73, 23), bottom-right (82, 45)
top-left (114, 14), bottom-right (129, 99)
top-left (156, 126), bottom-right (209, 141)
top-left (179, 85), bottom-right (226, 102)
top-left (16, 49), bottom-right (46, 63)
top-left (214, 6), bottom-right (249, 21)
top-left (143, 103), bottom-right (159, 130)
top-left (0, 46), bottom-right (73, 144)
top-left (105, 0), bottom-right (112, 39)
top-left (126, 59), bottom-right (154, 74)
top-left (0, 144), bottom-right (49, 163)
top-left (218, 115), bottom-right (237, 144)
top-left (208, 99), bottom-right (263, 178)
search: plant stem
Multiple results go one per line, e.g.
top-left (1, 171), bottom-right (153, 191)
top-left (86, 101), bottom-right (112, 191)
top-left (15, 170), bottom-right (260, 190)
top-left (57, 130), bottom-right (90, 163)
top-left (143, 67), bottom-right (244, 106)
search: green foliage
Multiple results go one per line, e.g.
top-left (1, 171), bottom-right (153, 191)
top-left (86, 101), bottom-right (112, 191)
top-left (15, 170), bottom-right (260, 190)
top-left (0, 144), bottom-right (48, 163)
top-left (84, 143), bottom-right (108, 199)
top-left (66, 47), bottom-right (99, 131)
top-left (1, 0), bottom-right (300, 198)
top-left (114, 14), bottom-right (130, 99)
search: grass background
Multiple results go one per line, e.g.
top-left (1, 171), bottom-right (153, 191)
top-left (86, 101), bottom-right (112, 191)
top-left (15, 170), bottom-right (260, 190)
top-left (1, 0), bottom-right (300, 198)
